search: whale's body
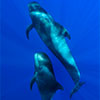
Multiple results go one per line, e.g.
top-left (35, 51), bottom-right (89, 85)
top-left (27, 2), bottom-right (85, 98)
top-left (30, 52), bottom-right (63, 100)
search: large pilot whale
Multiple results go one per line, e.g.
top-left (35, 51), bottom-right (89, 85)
top-left (30, 52), bottom-right (64, 100)
top-left (26, 1), bottom-right (85, 98)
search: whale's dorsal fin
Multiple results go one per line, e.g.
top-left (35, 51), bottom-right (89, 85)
top-left (26, 24), bottom-right (34, 39)
top-left (30, 72), bottom-right (38, 90)
top-left (63, 28), bottom-right (71, 40)
top-left (41, 82), bottom-right (63, 100)
top-left (50, 81), bottom-right (64, 92)
top-left (55, 82), bottom-right (64, 91)
top-left (54, 22), bottom-right (71, 40)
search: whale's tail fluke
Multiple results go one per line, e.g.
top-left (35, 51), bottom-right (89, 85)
top-left (70, 81), bottom-right (85, 99)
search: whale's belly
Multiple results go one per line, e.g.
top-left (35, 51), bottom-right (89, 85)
top-left (36, 67), bottom-right (56, 93)
top-left (50, 35), bottom-right (80, 83)
top-left (50, 33), bottom-right (75, 66)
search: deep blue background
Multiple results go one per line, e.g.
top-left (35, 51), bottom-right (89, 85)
top-left (0, 0), bottom-right (99, 100)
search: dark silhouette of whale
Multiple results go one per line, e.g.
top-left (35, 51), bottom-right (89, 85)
top-left (26, 1), bottom-right (85, 98)
top-left (30, 52), bottom-right (64, 100)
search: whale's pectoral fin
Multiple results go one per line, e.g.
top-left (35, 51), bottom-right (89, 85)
top-left (26, 24), bottom-right (34, 39)
top-left (70, 81), bottom-right (85, 98)
top-left (55, 82), bottom-right (64, 91)
top-left (30, 72), bottom-right (38, 90)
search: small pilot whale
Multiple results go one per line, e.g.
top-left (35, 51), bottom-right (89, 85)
top-left (30, 52), bottom-right (64, 100)
top-left (26, 2), bottom-right (85, 98)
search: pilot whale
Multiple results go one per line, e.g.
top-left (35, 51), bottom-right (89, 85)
top-left (30, 52), bottom-right (64, 100)
top-left (26, 1), bottom-right (85, 98)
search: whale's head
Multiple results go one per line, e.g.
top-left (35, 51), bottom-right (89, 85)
top-left (28, 2), bottom-right (41, 12)
top-left (34, 52), bottom-right (52, 72)
top-left (28, 2), bottom-right (47, 14)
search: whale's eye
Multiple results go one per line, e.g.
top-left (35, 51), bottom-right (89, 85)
top-left (39, 66), bottom-right (42, 70)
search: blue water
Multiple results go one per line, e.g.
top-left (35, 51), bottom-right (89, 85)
top-left (0, 0), bottom-right (99, 100)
